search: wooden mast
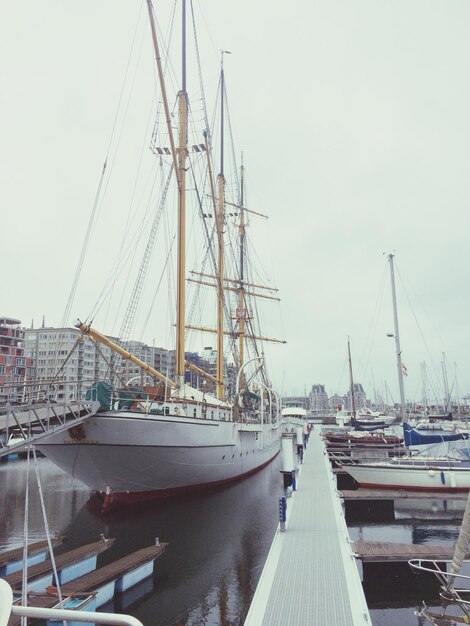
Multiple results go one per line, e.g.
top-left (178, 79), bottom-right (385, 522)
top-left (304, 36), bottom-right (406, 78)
top-left (238, 157), bottom-right (246, 376)
top-left (215, 54), bottom-right (228, 400)
top-left (146, 0), bottom-right (186, 391)
top-left (175, 0), bottom-right (188, 391)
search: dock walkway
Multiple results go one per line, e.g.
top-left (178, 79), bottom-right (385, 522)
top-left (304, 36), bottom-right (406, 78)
top-left (244, 430), bottom-right (370, 626)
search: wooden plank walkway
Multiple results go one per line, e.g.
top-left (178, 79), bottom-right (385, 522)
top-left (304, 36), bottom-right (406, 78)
top-left (354, 540), bottom-right (469, 563)
top-left (0, 538), bottom-right (64, 568)
top-left (341, 489), bottom-right (469, 501)
top-left (2, 538), bottom-right (114, 589)
top-left (7, 543), bottom-right (167, 626)
top-left (244, 430), bottom-right (371, 626)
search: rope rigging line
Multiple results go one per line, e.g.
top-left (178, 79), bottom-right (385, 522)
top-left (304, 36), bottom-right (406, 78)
top-left (190, 0), bottom-right (214, 152)
top-left (118, 164), bottom-right (174, 346)
top-left (32, 447), bottom-right (64, 609)
top-left (356, 263), bottom-right (387, 382)
top-left (60, 4), bottom-right (145, 334)
top-left (106, 94), bottom-right (168, 339)
top-left (84, 161), bottom-right (170, 324)
top-left (395, 263), bottom-right (447, 403)
top-left (20, 446), bottom-right (30, 626)
top-left (140, 233), bottom-right (176, 341)
top-left (91, 338), bottom-right (133, 390)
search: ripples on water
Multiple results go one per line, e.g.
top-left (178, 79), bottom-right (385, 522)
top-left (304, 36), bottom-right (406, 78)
top-left (0, 455), bottom-right (466, 625)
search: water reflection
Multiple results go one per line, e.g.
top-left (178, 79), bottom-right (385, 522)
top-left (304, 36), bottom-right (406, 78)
top-left (0, 456), bottom-right (281, 626)
top-left (0, 456), bottom-right (90, 549)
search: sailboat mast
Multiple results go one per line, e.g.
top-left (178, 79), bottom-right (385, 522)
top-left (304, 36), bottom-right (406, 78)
top-left (238, 158), bottom-right (246, 371)
top-left (175, 0), bottom-right (188, 390)
top-left (347, 337), bottom-right (356, 419)
top-left (388, 253), bottom-right (406, 420)
top-left (421, 361), bottom-right (428, 415)
top-left (215, 56), bottom-right (227, 400)
top-left (441, 352), bottom-right (450, 412)
top-left (146, 0), bottom-right (186, 390)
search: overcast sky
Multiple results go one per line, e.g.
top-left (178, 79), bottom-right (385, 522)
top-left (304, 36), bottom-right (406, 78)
top-left (2, 0), bottom-right (470, 405)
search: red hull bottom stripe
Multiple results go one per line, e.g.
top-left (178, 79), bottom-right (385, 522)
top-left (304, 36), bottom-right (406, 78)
top-left (99, 451), bottom-right (280, 511)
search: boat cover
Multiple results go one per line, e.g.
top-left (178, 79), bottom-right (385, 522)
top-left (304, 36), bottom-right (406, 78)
top-left (403, 422), bottom-right (469, 446)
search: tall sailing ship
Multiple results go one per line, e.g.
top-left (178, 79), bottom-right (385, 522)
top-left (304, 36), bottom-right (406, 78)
top-left (37, 0), bottom-right (284, 509)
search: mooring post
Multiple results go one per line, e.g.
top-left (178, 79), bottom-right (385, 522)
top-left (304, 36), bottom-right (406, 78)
top-left (291, 470), bottom-right (296, 491)
top-left (279, 496), bottom-right (287, 532)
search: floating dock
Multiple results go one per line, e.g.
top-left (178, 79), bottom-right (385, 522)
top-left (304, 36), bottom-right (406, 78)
top-left (354, 540), bottom-right (470, 563)
top-left (340, 488), bottom-right (469, 501)
top-left (244, 429), bottom-right (371, 626)
top-left (0, 538), bottom-right (65, 576)
top-left (6, 542), bottom-right (167, 626)
top-left (3, 538), bottom-right (114, 593)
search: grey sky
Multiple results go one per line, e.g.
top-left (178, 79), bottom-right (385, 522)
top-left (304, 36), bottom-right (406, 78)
top-left (2, 0), bottom-right (470, 405)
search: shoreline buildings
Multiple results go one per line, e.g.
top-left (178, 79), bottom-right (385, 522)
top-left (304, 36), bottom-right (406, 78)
top-left (0, 317), bottom-right (236, 403)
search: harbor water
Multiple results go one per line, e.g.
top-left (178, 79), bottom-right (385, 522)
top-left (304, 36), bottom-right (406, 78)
top-left (0, 452), bottom-right (464, 625)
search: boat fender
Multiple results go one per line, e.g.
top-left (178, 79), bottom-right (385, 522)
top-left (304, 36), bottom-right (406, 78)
top-left (428, 470), bottom-right (435, 477)
top-left (440, 470), bottom-right (445, 485)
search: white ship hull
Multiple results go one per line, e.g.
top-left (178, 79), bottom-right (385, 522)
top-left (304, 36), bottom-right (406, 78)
top-left (345, 460), bottom-right (470, 492)
top-left (37, 410), bottom-right (280, 509)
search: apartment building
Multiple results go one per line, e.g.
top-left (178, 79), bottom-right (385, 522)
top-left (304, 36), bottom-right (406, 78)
top-left (19, 323), bottom-right (238, 402)
top-left (0, 317), bottom-right (35, 403)
top-left (24, 326), bottom-right (114, 401)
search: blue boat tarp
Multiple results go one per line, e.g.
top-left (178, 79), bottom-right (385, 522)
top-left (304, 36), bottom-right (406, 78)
top-left (351, 418), bottom-right (387, 432)
top-left (403, 422), bottom-right (469, 446)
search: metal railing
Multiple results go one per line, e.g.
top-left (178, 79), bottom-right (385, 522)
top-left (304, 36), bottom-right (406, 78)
top-left (0, 579), bottom-right (144, 626)
top-left (0, 400), bottom-right (100, 458)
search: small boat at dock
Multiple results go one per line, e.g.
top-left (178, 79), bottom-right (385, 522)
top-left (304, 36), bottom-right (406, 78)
top-left (344, 456), bottom-right (470, 492)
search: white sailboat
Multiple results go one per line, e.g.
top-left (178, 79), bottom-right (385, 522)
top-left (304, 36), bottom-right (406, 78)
top-left (36, 0), bottom-right (283, 510)
top-left (343, 254), bottom-right (470, 492)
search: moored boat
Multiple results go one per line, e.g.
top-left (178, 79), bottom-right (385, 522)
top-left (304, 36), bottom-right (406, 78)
top-left (323, 431), bottom-right (403, 447)
top-left (35, 0), bottom-right (284, 509)
top-left (344, 456), bottom-right (470, 492)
